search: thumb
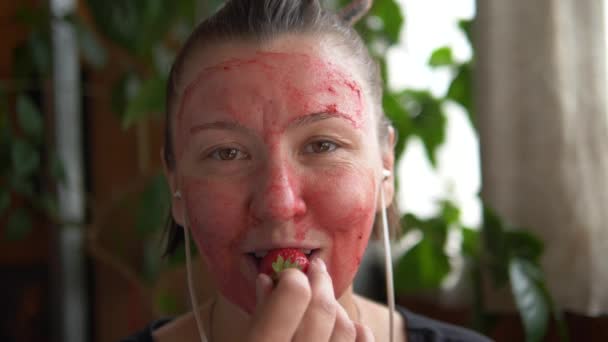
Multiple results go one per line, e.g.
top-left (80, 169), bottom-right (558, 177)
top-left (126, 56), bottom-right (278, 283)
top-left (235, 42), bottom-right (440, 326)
top-left (255, 273), bottom-right (273, 306)
top-left (354, 322), bottom-right (375, 342)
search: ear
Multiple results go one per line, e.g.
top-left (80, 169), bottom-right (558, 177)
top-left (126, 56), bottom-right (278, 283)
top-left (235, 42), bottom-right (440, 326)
top-left (161, 147), bottom-right (185, 227)
top-left (379, 126), bottom-right (396, 208)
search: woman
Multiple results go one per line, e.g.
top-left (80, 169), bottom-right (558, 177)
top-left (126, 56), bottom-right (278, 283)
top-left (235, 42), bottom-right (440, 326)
top-left (124, 0), bottom-right (492, 341)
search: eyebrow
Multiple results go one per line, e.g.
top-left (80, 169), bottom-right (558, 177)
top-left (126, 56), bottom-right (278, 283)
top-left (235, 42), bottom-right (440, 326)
top-left (189, 120), bottom-right (253, 135)
top-left (287, 112), bottom-right (346, 129)
top-left (189, 111), bottom-right (353, 135)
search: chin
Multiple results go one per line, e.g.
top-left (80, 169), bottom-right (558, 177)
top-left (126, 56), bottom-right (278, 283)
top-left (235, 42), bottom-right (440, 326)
top-left (330, 271), bottom-right (358, 299)
top-left (222, 286), bottom-right (257, 314)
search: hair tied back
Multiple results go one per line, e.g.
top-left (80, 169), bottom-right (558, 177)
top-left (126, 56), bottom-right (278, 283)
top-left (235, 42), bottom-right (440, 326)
top-left (339, 0), bottom-right (373, 25)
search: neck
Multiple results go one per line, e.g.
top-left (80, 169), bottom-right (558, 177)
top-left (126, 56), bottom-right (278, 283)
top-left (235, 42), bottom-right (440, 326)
top-left (210, 286), bottom-right (361, 341)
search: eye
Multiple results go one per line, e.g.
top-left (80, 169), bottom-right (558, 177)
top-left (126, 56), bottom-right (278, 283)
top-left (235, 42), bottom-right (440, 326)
top-left (209, 147), bottom-right (249, 161)
top-left (304, 140), bottom-right (339, 154)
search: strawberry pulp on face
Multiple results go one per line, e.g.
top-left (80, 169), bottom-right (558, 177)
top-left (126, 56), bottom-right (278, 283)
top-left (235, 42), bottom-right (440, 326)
top-left (259, 248), bottom-right (310, 280)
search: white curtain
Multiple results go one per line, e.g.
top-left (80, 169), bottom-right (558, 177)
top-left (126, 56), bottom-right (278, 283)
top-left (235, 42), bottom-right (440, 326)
top-left (475, 0), bottom-right (608, 315)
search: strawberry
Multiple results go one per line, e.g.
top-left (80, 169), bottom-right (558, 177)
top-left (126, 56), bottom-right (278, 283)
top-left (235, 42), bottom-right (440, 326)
top-left (260, 248), bottom-right (310, 280)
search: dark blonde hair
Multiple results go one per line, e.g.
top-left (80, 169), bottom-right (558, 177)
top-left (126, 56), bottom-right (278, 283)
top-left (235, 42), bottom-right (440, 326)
top-left (162, 0), bottom-right (399, 256)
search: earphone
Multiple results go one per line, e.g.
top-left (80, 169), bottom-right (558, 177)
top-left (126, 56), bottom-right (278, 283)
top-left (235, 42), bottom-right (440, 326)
top-left (383, 169), bottom-right (392, 179)
top-left (174, 167), bottom-right (395, 342)
top-left (379, 168), bottom-right (395, 342)
top-left (173, 189), bottom-right (208, 342)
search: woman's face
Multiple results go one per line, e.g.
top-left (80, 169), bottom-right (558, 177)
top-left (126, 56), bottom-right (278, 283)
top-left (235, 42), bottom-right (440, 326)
top-left (167, 36), bottom-right (392, 313)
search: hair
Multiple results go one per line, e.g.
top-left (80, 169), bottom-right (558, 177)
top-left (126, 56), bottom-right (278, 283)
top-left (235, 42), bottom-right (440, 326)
top-left (162, 0), bottom-right (399, 256)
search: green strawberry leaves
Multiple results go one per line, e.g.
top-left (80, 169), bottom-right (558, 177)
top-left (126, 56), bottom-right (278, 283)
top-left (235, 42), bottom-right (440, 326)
top-left (271, 255), bottom-right (304, 278)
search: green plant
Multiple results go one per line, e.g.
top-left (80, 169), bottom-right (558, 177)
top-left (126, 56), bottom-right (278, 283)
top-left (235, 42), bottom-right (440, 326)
top-left (381, 16), bottom-right (568, 342)
top-left (0, 94), bottom-right (63, 240)
top-left (394, 200), bottom-right (569, 341)
top-left (0, 3), bottom-right (105, 240)
top-left (2, 1), bottom-right (566, 341)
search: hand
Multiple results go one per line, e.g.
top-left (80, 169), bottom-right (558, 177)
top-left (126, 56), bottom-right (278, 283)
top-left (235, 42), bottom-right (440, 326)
top-left (246, 258), bottom-right (375, 342)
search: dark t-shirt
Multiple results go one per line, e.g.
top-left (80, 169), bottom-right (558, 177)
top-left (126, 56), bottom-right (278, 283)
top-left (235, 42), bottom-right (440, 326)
top-left (120, 305), bottom-right (492, 342)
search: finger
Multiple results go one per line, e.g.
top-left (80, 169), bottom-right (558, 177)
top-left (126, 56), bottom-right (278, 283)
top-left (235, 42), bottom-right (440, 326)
top-left (329, 301), bottom-right (357, 342)
top-left (255, 273), bottom-right (273, 307)
top-left (293, 259), bottom-right (337, 342)
top-left (248, 269), bottom-right (311, 342)
top-left (354, 322), bottom-right (375, 342)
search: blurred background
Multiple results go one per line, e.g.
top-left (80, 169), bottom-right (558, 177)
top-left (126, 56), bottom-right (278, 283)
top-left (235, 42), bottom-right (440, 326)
top-left (1, 0), bottom-right (608, 341)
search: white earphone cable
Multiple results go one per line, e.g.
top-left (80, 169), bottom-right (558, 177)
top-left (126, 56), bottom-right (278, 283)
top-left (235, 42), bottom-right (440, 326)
top-left (182, 198), bottom-right (209, 342)
top-left (179, 170), bottom-right (394, 342)
top-left (380, 177), bottom-right (395, 342)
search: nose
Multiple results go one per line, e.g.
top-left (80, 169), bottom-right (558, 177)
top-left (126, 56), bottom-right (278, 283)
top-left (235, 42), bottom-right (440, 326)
top-left (249, 163), bottom-right (307, 223)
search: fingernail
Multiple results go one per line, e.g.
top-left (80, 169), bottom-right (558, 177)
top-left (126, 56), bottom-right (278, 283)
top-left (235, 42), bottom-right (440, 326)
top-left (313, 258), bottom-right (327, 272)
top-left (256, 273), bottom-right (272, 305)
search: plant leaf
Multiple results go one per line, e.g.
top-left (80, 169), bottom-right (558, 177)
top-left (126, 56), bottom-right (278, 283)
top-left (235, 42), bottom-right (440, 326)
top-left (349, 0), bottom-right (404, 44)
top-left (6, 208), bottom-right (33, 241)
top-left (482, 206), bottom-right (509, 287)
top-left (143, 238), bottom-right (162, 283)
top-left (368, 0), bottom-right (404, 44)
top-left (15, 5), bottom-right (50, 29)
top-left (0, 112), bottom-right (10, 173)
top-left (136, 174), bottom-right (170, 236)
top-left (440, 200), bottom-right (460, 224)
top-left (9, 176), bottom-right (34, 197)
top-left (413, 101), bottom-right (446, 167)
top-left (85, 0), bottom-right (176, 55)
top-left (12, 43), bottom-right (35, 80)
top-left (67, 14), bottom-right (107, 68)
top-left (429, 46), bottom-right (454, 67)
top-left (28, 30), bottom-right (52, 75)
top-left (505, 230), bottom-right (544, 263)
top-left (0, 189), bottom-right (10, 216)
top-left (393, 237), bottom-right (450, 293)
top-left (461, 227), bottom-right (480, 259)
top-left (35, 193), bottom-right (59, 221)
top-left (383, 91), bottom-right (412, 162)
top-left (447, 63), bottom-right (474, 128)
top-left (152, 45), bottom-right (175, 75)
top-left (50, 153), bottom-right (66, 184)
top-left (17, 95), bottom-right (43, 143)
top-left (482, 206), bottom-right (505, 256)
top-left (111, 72), bottom-right (135, 119)
top-left (458, 19), bottom-right (473, 46)
top-left (11, 138), bottom-right (40, 179)
top-left (509, 257), bottom-right (550, 342)
top-left (122, 76), bottom-right (166, 128)
top-left (397, 90), bottom-right (446, 167)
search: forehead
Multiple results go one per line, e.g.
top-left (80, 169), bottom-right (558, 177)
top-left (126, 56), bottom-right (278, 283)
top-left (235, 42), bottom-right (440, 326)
top-left (175, 34), bottom-right (367, 98)
top-left (168, 34), bottom-right (377, 136)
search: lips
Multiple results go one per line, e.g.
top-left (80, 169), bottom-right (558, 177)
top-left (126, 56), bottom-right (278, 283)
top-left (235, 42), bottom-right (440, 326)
top-left (245, 247), bottom-right (321, 273)
top-left (250, 248), bottom-right (313, 258)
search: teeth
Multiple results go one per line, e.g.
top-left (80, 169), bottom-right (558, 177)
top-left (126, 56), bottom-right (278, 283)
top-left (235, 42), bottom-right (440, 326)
top-left (254, 250), bottom-right (268, 258)
top-left (252, 249), bottom-right (314, 258)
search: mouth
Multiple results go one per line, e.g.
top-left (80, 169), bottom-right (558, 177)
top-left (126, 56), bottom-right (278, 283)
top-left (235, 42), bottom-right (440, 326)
top-left (245, 248), bottom-right (321, 272)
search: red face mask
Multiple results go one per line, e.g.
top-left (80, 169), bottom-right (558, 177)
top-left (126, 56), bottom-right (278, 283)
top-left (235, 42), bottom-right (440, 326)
top-left (172, 46), bottom-right (381, 313)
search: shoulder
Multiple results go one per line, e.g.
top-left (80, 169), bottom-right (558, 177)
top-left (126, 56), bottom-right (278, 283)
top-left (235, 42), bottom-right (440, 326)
top-left (397, 306), bottom-right (493, 342)
top-left (126, 299), bottom-right (214, 342)
top-left (119, 310), bottom-right (203, 342)
top-left (119, 318), bottom-right (173, 342)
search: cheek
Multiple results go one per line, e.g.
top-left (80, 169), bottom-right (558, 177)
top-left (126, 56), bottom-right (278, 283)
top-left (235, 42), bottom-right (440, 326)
top-left (182, 177), bottom-right (247, 243)
top-left (181, 177), bottom-right (255, 307)
top-left (310, 170), bottom-right (376, 229)
top-left (305, 168), bottom-right (377, 295)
